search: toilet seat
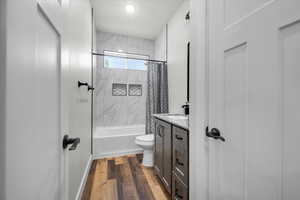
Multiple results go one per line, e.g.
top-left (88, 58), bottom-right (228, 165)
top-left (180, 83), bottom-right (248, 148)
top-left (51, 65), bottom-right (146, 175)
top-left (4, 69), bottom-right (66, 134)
top-left (136, 134), bottom-right (154, 143)
top-left (135, 134), bottom-right (154, 147)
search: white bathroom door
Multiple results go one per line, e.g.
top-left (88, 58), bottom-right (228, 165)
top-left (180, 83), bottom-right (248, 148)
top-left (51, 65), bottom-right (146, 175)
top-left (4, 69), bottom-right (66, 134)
top-left (207, 0), bottom-right (300, 200)
top-left (34, 3), bottom-right (65, 200)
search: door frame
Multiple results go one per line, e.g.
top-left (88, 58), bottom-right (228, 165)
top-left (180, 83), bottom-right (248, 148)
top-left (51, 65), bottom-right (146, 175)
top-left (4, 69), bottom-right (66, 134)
top-left (36, 1), bottom-right (69, 199)
top-left (189, 0), bottom-right (209, 199)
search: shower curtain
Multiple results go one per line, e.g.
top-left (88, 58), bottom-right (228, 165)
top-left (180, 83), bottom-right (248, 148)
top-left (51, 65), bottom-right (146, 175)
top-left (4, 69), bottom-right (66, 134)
top-left (146, 62), bottom-right (169, 135)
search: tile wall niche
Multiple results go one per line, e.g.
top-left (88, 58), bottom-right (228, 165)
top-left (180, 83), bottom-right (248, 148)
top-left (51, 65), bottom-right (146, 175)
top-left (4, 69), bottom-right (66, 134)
top-left (94, 31), bottom-right (155, 127)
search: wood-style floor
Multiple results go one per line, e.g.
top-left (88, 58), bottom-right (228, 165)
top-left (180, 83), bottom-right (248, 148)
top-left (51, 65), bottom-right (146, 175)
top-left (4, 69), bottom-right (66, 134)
top-left (81, 154), bottom-right (171, 200)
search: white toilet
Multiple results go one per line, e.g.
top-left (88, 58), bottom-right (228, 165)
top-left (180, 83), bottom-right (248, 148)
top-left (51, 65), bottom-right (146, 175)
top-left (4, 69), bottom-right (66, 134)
top-left (135, 134), bottom-right (154, 167)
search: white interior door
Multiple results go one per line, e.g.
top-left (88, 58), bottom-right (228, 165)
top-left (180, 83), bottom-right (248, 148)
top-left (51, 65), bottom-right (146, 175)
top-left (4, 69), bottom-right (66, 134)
top-left (208, 0), bottom-right (300, 199)
top-left (34, 4), bottom-right (64, 200)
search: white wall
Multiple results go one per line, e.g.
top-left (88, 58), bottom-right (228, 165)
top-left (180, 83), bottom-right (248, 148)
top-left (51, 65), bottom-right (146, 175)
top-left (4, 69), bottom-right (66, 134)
top-left (0, 0), bottom-right (6, 199)
top-left (67, 1), bottom-right (92, 199)
top-left (92, 11), bottom-right (97, 136)
top-left (155, 0), bottom-right (190, 113)
top-left (189, 0), bottom-right (209, 199)
top-left (154, 25), bottom-right (167, 61)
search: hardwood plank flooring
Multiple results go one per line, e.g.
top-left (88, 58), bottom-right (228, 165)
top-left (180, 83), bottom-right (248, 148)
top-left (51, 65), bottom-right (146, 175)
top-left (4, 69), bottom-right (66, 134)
top-left (81, 154), bottom-right (170, 200)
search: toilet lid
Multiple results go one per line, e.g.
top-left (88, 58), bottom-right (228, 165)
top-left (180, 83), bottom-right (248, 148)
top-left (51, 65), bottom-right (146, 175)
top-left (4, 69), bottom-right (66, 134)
top-left (136, 134), bottom-right (154, 142)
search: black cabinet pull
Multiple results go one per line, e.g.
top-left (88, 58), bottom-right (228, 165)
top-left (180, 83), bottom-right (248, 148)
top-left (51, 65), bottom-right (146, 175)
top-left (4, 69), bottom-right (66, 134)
top-left (176, 158), bottom-right (184, 166)
top-left (175, 189), bottom-right (183, 199)
top-left (175, 135), bottom-right (183, 140)
top-left (158, 126), bottom-right (163, 137)
top-left (63, 135), bottom-right (80, 151)
top-left (158, 131), bottom-right (162, 137)
top-left (206, 127), bottom-right (225, 142)
top-left (157, 126), bottom-right (161, 137)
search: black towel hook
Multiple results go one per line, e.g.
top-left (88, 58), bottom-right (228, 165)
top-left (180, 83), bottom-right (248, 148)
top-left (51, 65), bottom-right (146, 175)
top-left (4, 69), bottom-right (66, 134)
top-left (78, 81), bottom-right (88, 88)
top-left (88, 85), bottom-right (95, 91)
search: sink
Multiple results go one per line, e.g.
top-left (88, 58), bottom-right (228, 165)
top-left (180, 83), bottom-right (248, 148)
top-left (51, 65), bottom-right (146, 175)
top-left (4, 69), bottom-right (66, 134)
top-left (153, 114), bottom-right (189, 130)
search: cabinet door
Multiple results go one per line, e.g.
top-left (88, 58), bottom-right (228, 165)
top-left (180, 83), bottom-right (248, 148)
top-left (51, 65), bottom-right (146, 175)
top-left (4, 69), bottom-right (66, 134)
top-left (162, 121), bottom-right (172, 193)
top-left (154, 121), bottom-right (164, 177)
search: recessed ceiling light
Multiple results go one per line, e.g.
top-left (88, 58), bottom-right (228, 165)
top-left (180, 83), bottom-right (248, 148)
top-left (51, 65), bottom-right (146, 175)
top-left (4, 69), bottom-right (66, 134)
top-left (125, 4), bottom-right (135, 14)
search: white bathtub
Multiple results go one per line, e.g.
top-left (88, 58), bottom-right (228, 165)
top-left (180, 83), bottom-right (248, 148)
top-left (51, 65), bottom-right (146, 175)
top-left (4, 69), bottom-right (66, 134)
top-left (93, 125), bottom-right (145, 159)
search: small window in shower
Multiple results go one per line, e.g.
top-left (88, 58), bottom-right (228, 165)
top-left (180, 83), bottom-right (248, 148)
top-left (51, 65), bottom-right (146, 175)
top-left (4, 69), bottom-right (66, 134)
top-left (112, 83), bottom-right (127, 96)
top-left (128, 84), bottom-right (142, 96)
top-left (104, 50), bottom-right (148, 71)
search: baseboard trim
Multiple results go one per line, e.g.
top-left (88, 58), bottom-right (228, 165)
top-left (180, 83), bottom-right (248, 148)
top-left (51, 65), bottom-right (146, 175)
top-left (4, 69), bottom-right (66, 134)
top-left (92, 149), bottom-right (143, 160)
top-left (75, 155), bottom-right (93, 200)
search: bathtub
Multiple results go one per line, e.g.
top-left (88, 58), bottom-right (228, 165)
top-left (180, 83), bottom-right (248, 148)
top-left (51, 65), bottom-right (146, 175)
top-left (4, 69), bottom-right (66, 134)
top-left (93, 125), bottom-right (145, 159)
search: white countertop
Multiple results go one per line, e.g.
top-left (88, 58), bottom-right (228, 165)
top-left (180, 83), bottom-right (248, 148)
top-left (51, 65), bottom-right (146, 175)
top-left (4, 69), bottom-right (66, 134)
top-left (152, 114), bottom-right (189, 130)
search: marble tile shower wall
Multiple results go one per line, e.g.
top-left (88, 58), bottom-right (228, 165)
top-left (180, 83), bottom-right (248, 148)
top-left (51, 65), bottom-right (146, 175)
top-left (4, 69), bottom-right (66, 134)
top-left (95, 31), bottom-right (155, 127)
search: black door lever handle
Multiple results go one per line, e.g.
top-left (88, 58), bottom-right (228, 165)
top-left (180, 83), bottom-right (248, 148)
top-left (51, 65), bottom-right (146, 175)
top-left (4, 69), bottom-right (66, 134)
top-left (63, 135), bottom-right (80, 151)
top-left (206, 127), bottom-right (225, 142)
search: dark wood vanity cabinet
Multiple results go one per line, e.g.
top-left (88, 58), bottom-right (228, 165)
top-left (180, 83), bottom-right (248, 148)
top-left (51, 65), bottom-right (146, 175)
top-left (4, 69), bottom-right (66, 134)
top-left (154, 122), bottom-right (163, 175)
top-left (173, 127), bottom-right (189, 186)
top-left (154, 119), bottom-right (172, 193)
top-left (172, 173), bottom-right (189, 200)
top-left (154, 118), bottom-right (189, 199)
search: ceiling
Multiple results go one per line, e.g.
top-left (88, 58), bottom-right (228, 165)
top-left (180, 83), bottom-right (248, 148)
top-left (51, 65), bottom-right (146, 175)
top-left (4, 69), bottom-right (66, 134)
top-left (91, 0), bottom-right (184, 40)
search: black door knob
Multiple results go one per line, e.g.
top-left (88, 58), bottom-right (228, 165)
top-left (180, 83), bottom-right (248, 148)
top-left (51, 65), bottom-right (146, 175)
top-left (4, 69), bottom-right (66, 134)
top-left (63, 135), bottom-right (80, 151)
top-left (206, 127), bottom-right (225, 142)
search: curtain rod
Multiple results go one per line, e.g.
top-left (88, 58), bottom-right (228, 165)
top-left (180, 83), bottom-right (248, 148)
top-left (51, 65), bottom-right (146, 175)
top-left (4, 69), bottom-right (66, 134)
top-left (92, 52), bottom-right (167, 64)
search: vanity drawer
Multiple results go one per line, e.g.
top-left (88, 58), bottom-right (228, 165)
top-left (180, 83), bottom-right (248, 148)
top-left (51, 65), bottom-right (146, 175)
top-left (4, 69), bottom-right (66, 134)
top-left (173, 126), bottom-right (188, 185)
top-left (173, 126), bottom-right (188, 150)
top-left (172, 173), bottom-right (189, 200)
